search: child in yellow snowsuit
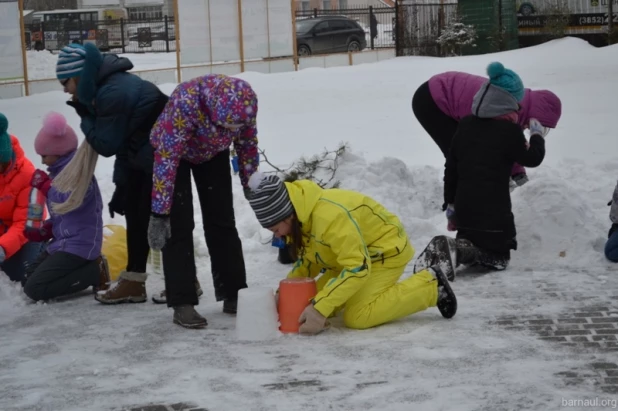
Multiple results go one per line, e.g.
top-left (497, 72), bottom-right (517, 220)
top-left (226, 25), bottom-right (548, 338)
top-left (247, 172), bottom-right (458, 335)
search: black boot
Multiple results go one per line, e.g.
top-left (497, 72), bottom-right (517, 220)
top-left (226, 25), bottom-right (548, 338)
top-left (455, 238), bottom-right (480, 266)
top-left (278, 244), bottom-right (295, 265)
top-left (223, 299), bottom-right (237, 314)
top-left (173, 305), bottom-right (208, 329)
top-left (429, 265), bottom-right (457, 319)
top-left (413, 235), bottom-right (457, 281)
top-left (477, 250), bottom-right (510, 271)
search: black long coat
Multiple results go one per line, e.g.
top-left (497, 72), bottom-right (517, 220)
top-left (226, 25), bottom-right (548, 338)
top-left (444, 115), bottom-right (545, 255)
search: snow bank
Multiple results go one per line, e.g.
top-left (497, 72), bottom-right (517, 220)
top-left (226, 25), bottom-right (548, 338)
top-left (0, 274), bottom-right (32, 324)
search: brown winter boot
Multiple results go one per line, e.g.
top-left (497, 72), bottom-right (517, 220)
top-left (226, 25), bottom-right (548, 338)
top-left (92, 255), bottom-right (111, 294)
top-left (94, 271), bottom-right (147, 304)
top-left (152, 279), bottom-right (204, 304)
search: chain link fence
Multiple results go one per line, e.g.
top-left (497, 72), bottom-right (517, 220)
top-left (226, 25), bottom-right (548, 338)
top-left (394, 2), bottom-right (458, 57)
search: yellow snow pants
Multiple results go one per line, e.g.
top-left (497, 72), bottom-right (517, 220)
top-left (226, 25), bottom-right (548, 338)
top-left (316, 245), bottom-right (439, 330)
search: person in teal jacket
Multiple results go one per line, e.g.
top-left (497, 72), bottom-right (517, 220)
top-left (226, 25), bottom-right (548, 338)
top-left (55, 43), bottom-right (203, 305)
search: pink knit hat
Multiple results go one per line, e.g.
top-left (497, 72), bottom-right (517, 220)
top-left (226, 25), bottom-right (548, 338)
top-left (34, 112), bottom-right (78, 156)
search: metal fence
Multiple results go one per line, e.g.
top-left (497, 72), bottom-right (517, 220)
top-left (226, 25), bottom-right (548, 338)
top-left (25, 16), bottom-right (176, 54)
top-left (295, 6), bottom-right (396, 50)
top-left (394, 2), bottom-right (458, 57)
top-left (293, 4), bottom-right (459, 57)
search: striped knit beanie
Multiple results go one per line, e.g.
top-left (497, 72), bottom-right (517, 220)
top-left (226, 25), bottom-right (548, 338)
top-left (247, 172), bottom-right (295, 228)
top-left (56, 43), bottom-right (87, 80)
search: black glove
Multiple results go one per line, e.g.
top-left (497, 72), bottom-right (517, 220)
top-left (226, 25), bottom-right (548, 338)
top-left (108, 185), bottom-right (127, 218)
top-left (66, 100), bottom-right (90, 118)
top-left (609, 223), bottom-right (618, 239)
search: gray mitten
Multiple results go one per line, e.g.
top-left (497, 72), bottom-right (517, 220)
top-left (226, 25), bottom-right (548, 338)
top-left (148, 215), bottom-right (171, 251)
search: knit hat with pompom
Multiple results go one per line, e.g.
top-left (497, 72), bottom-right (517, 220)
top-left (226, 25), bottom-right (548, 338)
top-left (486, 62), bottom-right (524, 102)
top-left (0, 113), bottom-right (14, 164)
top-left (34, 112), bottom-right (78, 157)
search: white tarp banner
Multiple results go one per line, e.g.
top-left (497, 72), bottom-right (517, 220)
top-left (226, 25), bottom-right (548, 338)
top-left (177, 0), bottom-right (294, 67)
top-left (0, 0), bottom-right (24, 81)
top-left (178, 0), bottom-right (213, 65)
top-left (266, 0), bottom-right (294, 58)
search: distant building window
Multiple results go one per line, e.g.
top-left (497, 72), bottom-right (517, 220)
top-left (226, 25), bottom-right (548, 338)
top-left (300, 1), bottom-right (310, 10)
top-left (339, 0), bottom-right (348, 8)
top-left (323, 0), bottom-right (331, 10)
top-left (127, 6), bottom-right (163, 20)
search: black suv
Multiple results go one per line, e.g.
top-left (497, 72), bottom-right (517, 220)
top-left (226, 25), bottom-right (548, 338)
top-left (296, 16), bottom-right (367, 56)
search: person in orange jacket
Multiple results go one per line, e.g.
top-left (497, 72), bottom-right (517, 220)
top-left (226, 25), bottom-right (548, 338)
top-left (0, 113), bottom-right (46, 283)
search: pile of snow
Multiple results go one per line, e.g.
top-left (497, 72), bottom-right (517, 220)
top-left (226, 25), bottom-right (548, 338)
top-left (0, 274), bottom-right (31, 324)
top-left (235, 287), bottom-right (279, 341)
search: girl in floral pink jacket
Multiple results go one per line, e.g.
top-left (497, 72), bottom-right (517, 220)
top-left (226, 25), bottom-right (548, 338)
top-left (147, 74), bottom-right (259, 329)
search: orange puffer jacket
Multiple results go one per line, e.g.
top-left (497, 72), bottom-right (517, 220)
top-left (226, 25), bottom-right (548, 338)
top-left (0, 135), bottom-right (44, 259)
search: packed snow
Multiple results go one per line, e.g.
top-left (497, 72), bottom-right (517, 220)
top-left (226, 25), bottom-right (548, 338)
top-left (26, 49), bottom-right (177, 80)
top-left (235, 287), bottom-right (280, 341)
top-left (1, 37), bottom-right (617, 410)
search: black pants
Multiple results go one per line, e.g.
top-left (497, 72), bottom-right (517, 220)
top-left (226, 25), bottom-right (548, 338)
top-left (163, 150), bottom-right (248, 307)
top-left (23, 250), bottom-right (99, 301)
top-left (125, 168), bottom-right (152, 273)
top-left (412, 81), bottom-right (459, 158)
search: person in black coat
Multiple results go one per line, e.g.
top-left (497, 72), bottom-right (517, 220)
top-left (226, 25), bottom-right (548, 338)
top-left (55, 43), bottom-right (203, 305)
top-left (414, 62), bottom-right (548, 279)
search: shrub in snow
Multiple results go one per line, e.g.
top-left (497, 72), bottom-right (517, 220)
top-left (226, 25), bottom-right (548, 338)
top-left (259, 142), bottom-right (348, 189)
top-left (436, 19), bottom-right (478, 56)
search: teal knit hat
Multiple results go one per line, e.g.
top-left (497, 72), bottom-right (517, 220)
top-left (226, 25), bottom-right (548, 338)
top-left (0, 113), bottom-right (14, 164)
top-left (486, 62), bottom-right (524, 102)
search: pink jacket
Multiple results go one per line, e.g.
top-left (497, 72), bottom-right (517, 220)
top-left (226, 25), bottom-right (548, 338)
top-left (428, 71), bottom-right (562, 128)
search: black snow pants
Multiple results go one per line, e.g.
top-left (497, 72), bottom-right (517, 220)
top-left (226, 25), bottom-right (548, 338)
top-left (163, 149), bottom-right (248, 307)
top-left (125, 168), bottom-right (152, 274)
top-left (412, 80), bottom-right (459, 158)
top-left (23, 250), bottom-right (100, 301)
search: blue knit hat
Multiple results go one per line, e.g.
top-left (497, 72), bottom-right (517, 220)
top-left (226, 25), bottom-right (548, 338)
top-left (486, 62), bottom-right (524, 102)
top-left (0, 113), bottom-right (14, 164)
top-left (56, 43), bottom-right (87, 80)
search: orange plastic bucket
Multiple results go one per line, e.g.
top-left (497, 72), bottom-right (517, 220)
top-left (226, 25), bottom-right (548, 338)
top-left (278, 277), bottom-right (317, 333)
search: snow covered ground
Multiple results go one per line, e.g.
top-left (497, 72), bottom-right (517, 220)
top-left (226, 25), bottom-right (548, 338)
top-left (2, 37), bottom-right (618, 410)
top-left (26, 49), bottom-right (178, 80)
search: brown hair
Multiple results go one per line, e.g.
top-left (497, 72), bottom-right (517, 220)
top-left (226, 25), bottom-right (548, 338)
top-left (287, 215), bottom-right (306, 262)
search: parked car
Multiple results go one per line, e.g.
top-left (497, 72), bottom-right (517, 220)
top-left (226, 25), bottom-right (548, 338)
top-left (296, 16), bottom-right (367, 56)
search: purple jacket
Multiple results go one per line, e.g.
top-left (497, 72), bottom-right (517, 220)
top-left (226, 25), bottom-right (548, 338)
top-left (46, 151), bottom-right (103, 260)
top-left (428, 71), bottom-right (562, 128)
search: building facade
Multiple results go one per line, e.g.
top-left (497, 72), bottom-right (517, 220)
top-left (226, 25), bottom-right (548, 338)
top-left (76, 0), bottom-right (174, 19)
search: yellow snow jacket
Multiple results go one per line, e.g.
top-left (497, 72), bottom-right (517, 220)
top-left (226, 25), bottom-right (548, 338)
top-left (284, 180), bottom-right (414, 317)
